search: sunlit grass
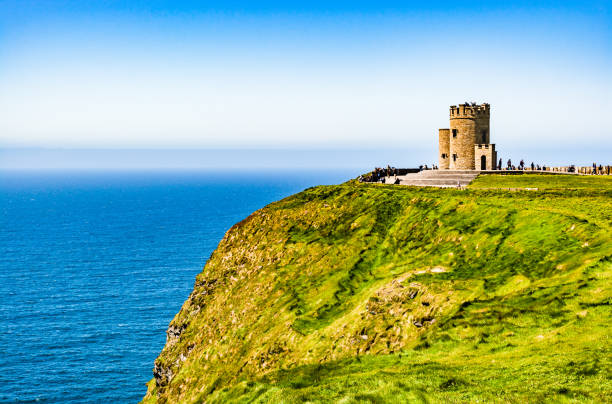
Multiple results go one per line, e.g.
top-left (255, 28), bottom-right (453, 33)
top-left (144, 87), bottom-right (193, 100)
top-left (470, 173), bottom-right (612, 190)
top-left (144, 175), bottom-right (612, 403)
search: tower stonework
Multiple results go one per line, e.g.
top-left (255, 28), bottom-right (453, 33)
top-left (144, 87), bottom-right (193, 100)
top-left (438, 103), bottom-right (497, 170)
top-left (438, 129), bottom-right (450, 169)
top-left (474, 144), bottom-right (497, 170)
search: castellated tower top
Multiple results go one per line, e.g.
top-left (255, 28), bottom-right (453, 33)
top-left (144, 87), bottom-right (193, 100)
top-left (450, 103), bottom-right (490, 119)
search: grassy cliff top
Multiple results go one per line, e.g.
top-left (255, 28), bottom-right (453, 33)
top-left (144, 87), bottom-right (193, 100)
top-left (469, 173), bottom-right (612, 190)
top-left (144, 174), bottom-right (612, 403)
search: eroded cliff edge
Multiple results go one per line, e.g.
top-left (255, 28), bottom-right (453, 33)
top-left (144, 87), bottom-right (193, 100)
top-left (143, 179), bottom-right (612, 403)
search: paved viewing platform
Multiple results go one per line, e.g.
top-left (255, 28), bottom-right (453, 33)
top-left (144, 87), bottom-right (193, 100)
top-left (392, 170), bottom-right (480, 188)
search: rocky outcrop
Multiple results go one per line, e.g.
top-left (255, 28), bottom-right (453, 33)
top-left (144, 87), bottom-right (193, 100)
top-left (153, 360), bottom-right (174, 388)
top-left (166, 323), bottom-right (187, 345)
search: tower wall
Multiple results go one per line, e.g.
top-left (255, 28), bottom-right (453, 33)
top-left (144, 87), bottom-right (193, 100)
top-left (476, 114), bottom-right (490, 144)
top-left (448, 103), bottom-right (490, 170)
top-left (474, 144), bottom-right (497, 170)
top-left (438, 129), bottom-right (450, 169)
top-left (449, 109), bottom-right (477, 170)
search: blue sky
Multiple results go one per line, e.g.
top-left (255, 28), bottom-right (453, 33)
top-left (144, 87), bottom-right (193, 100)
top-left (0, 1), bottom-right (610, 167)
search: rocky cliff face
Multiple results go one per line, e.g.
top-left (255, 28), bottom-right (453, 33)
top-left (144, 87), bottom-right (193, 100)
top-left (143, 179), bottom-right (612, 403)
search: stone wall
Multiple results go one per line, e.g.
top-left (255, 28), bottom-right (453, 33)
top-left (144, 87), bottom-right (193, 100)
top-left (476, 115), bottom-right (490, 144)
top-left (438, 129), bottom-right (450, 169)
top-left (525, 166), bottom-right (612, 175)
top-left (474, 144), bottom-right (497, 170)
top-left (449, 116), bottom-right (477, 169)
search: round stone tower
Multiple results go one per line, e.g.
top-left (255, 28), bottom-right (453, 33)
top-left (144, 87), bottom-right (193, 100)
top-left (448, 103), bottom-right (490, 170)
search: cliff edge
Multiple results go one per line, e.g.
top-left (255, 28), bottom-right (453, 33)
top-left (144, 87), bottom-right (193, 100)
top-left (143, 176), bottom-right (612, 403)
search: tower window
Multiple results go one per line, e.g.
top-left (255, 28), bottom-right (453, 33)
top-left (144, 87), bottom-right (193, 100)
top-left (452, 129), bottom-right (458, 138)
top-left (452, 154), bottom-right (457, 161)
top-left (441, 153), bottom-right (447, 159)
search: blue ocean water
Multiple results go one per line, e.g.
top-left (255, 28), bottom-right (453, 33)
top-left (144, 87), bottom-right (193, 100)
top-left (0, 170), bottom-right (356, 403)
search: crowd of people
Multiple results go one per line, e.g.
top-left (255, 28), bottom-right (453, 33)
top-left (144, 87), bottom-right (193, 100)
top-left (499, 159), bottom-right (540, 171)
top-left (588, 163), bottom-right (610, 175)
top-left (359, 164), bottom-right (440, 183)
top-left (358, 166), bottom-right (401, 183)
top-left (500, 159), bottom-right (610, 174)
top-left (359, 160), bottom-right (611, 183)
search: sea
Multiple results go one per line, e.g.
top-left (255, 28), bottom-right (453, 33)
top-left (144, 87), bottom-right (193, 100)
top-left (0, 170), bottom-right (356, 403)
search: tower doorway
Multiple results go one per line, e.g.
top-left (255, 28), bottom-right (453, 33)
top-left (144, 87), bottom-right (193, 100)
top-left (481, 155), bottom-right (487, 170)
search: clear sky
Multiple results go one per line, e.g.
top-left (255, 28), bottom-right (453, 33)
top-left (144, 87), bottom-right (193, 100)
top-left (0, 1), bottom-right (610, 167)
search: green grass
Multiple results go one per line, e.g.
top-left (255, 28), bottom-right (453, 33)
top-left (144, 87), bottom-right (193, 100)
top-left (470, 173), bottom-right (612, 190)
top-left (143, 174), bottom-right (612, 403)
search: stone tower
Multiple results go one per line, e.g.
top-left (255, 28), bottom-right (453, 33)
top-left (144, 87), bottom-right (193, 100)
top-left (439, 103), bottom-right (497, 170)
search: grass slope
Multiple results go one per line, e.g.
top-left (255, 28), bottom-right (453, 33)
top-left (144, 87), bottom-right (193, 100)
top-left (143, 175), bottom-right (612, 403)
